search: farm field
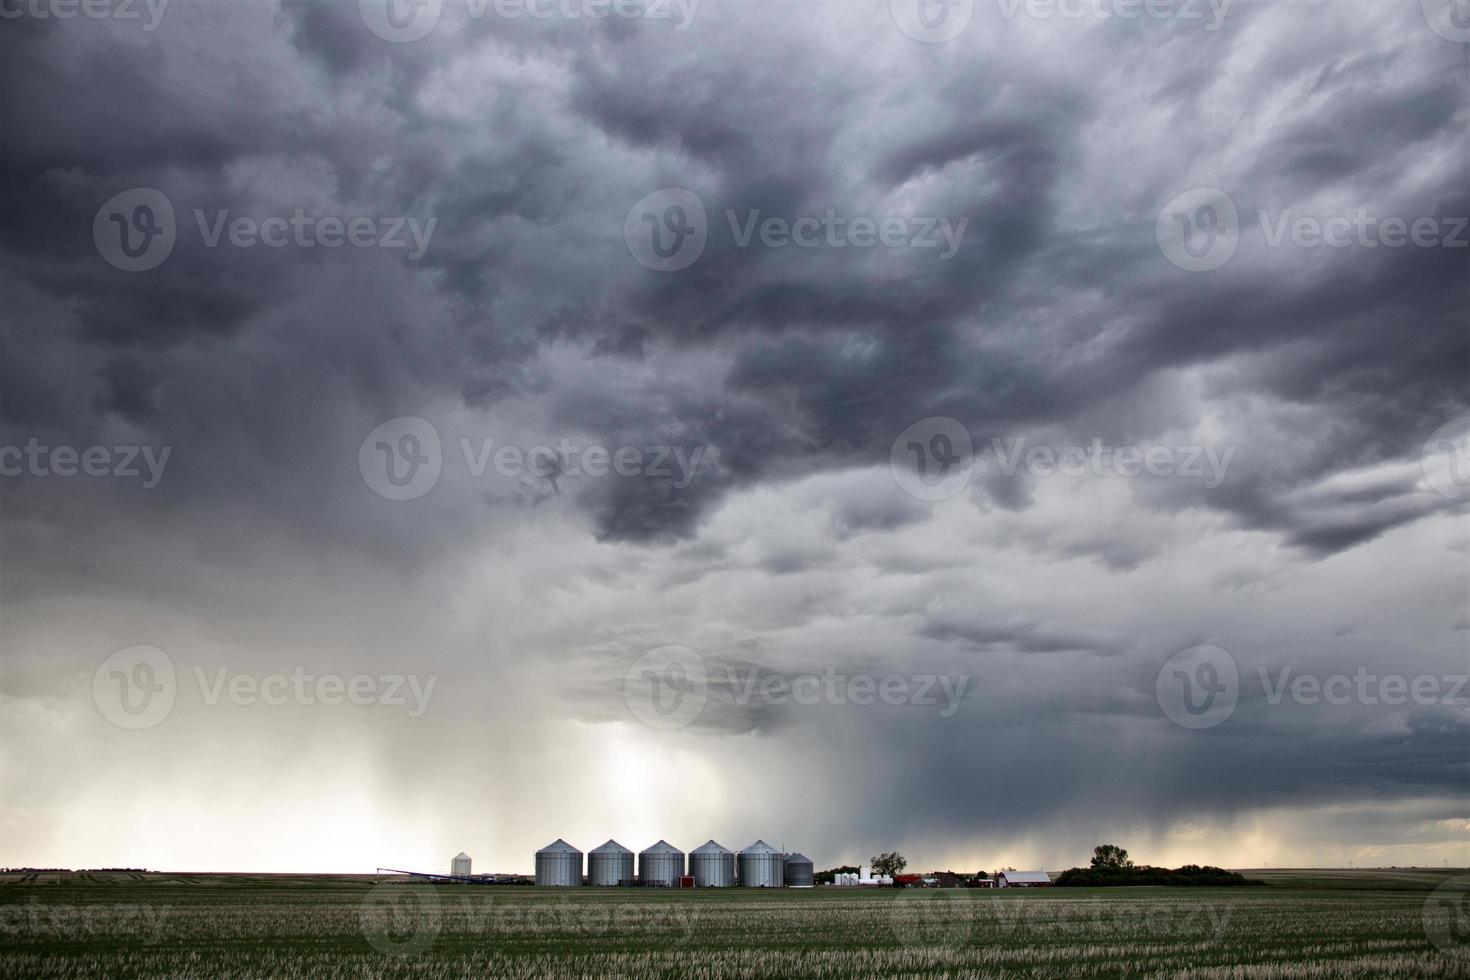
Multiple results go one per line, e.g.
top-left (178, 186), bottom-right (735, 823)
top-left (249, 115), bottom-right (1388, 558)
top-left (2, 870), bottom-right (1467, 979)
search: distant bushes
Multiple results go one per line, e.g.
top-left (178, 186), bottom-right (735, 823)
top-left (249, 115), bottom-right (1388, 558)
top-left (1054, 864), bottom-right (1262, 887)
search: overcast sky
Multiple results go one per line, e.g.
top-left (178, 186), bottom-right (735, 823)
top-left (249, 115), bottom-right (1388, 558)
top-left (1, 0), bottom-right (1466, 875)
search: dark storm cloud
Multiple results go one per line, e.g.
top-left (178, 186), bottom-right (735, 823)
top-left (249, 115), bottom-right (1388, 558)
top-left (917, 615), bottom-right (1126, 658)
top-left (1, 0), bottom-right (1466, 872)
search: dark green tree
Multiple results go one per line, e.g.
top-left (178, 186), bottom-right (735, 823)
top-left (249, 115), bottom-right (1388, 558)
top-left (1090, 844), bottom-right (1132, 869)
top-left (871, 852), bottom-right (907, 877)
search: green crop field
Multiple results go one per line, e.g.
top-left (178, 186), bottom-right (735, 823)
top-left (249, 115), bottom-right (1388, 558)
top-left (3, 870), bottom-right (1467, 978)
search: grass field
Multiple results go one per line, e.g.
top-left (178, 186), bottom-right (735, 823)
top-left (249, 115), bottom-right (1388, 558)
top-left (3, 870), bottom-right (1467, 978)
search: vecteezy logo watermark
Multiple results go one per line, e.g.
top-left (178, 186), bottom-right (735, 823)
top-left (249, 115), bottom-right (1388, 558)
top-left (1156, 645), bottom-right (1239, 730)
top-left (995, 0), bottom-right (1229, 30)
top-left (624, 190), bottom-right (971, 271)
top-left (1257, 667), bottom-right (1468, 709)
top-left (359, 417), bottom-right (444, 501)
top-left (92, 647), bottom-right (437, 729)
top-left (1422, 0), bottom-right (1470, 43)
top-left (1158, 646), bottom-right (1468, 730)
top-left (891, 421), bottom-right (1232, 501)
top-left (92, 646), bottom-right (176, 730)
top-left (0, 439), bottom-right (172, 488)
top-left (94, 188), bottom-right (176, 272)
top-left (1156, 188), bottom-right (1239, 272)
top-left (991, 437), bottom-right (1234, 488)
top-left (726, 210), bottom-right (969, 260)
top-left (890, 888), bottom-right (974, 951)
top-left (360, 882), bottom-right (441, 956)
top-left (1423, 416), bottom-right (1470, 502)
top-left (624, 644), bottom-right (708, 730)
top-left (194, 210), bottom-right (436, 258)
top-left (0, 0), bottom-right (170, 31)
top-left (723, 666), bottom-right (970, 718)
top-left (0, 898), bottom-right (171, 944)
top-left (1159, 188), bottom-right (1468, 272)
top-left (359, 0), bottom-right (700, 43)
top-left (1257, 210), bottom-right (1468, 251)
top-left (93, 189), bottom-right (437, 272)
top-left (625, 188), bottom-right (708, 272)
top-left (357, 417), bottom-right (709, 501)
top-left (890, 0), bottom-right (974, 42)
top-left (985, 895), bottom-right (1233, 943)
top-left (1423, 874), bottom-right (1470, 957)
top-left (890, 417), bottom-right (975, 502)
top-left (358, 0), bottom-right (444, 42)
top-left (193, 666), bottom-right (437, 717)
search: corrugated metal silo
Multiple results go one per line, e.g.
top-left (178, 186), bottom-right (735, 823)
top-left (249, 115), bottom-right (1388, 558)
top-left (534, 839), bottom-right (583, 886)
top-left (783, 852), bottom-right (814, 887)
top-left (451, 852), bottom-right (472, 877)
top-left (689, 840), bottom-right (735, 887)
top-left (638, 840), bottom-right (685, 886)
top-left (588, 839), bottom-right (635, 886)
top-left (738, 840), bottom-right (785, 887)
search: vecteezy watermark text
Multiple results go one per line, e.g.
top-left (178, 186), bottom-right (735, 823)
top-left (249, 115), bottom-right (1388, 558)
top-left (92, 646), bottom-right (438, 730)
top-left (358, 416), bottom-right (708, 501)
top-left (624, 188), bottom-right (970, 272)
top-left (0, 0), bottom-right (169, 30)
top-left (996, 0), bottom-right (1229, 29)
top-left (93, 188), bottom-right (437, 272)
top-left (726, 210), bottom-right (969, 260)
top-left (622, 644), bottom-right (969, 731)
top-left (194, 666), bottom-right (436, 717)
top-left (0, 898), bottom-right (170, 944)
top-left (724, 665), bottom-right (970, 718)
top-left (359, 885), bottom-right (700, 958)
top-left (358, 0), bottom-right (700, 44)
top-left (889, 0), bottom-right (1229, 43)
top-left (194, 210), bottom-right (436, 259)
top-left (888, 417), bottom-right (1235, 502)
top-left (1157, 644), bottom-right (1468, 730)
top-left (1157, 188), bottom-right (1468, 272)
top-left (0, 439), bottom-right (170, 488)
top-left (991, 436), bottom-right (1233, 488)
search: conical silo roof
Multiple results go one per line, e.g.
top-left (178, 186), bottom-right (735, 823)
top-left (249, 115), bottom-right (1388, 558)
top-left (740, 839), bottom-right (780, 855)
top-left (640, 839), bottom-right (683, 854)
top-left (692, 840), bottom-right (731, 854)
top-left (537, 838), bottom-right (582, 855)
top-left (591, 839), bottom-right (632, 854)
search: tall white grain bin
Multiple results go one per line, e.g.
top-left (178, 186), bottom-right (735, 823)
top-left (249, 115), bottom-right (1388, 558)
top-left (535, 839), bottom-right (584, 886)
top-left (738, 840), bottom-right (785, 887)
top-left (451, 852), bottom-right (472, 877)
top-left (638, 840), bottom-right (686, 887)
top-left (588, 840), bottom-right (636, 886)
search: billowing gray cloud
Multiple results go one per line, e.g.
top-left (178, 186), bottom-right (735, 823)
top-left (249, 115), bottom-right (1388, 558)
top-left (0, 0), bottom-right (1465, 873)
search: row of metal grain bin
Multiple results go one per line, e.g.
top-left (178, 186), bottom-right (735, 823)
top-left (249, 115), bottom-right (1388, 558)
top-left (535, 839), bottom-right (812, 886)
top-left (689, 839), bottom-right (734, 886)
top-left (588, 840), bottom-right (635, 886)
top-left (639, 840), bottom-right (685, 886)
top-left (533, 839), bottom-right (583, 887)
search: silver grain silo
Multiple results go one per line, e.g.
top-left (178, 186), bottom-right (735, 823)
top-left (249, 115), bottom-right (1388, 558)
top-left (738, 840), bottom-right (784, 887)
top-left (451, 852), bottom-right (472, 878)
top-left (534, 839), bottom-right (583, 886)
top-left (588, 839), bottom-right (635, 886)
top-left (783, 852), bottom-right (814, 887)
top-left (638, 840), bottom-right (685, 886)
top-left (689, 840), bottom-right (735, 887)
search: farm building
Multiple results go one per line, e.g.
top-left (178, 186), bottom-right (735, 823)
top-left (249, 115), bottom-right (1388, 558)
top-left (998, 871), bottom-right (1052, 887)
